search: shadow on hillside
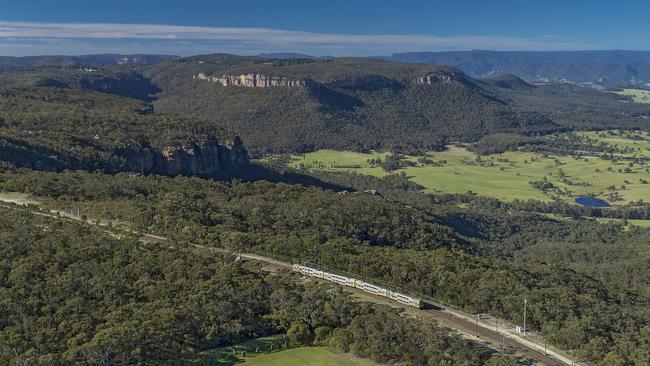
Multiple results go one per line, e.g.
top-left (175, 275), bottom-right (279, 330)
top-left (223, 163), bottom-right (350, 191)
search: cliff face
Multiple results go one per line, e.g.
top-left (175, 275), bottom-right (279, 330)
top-left (130, 136), bottom-right (249, 177)
top-left (194, 73), bottom-right (307, 88)
top-left (415, 71), bottom-right (465, 85)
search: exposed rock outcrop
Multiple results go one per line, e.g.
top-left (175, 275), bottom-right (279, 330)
top-left (130, 135), bottom-right (249, 177)
top-left (415, 71), bottom-right (465, 85)
top-left (194, 73), bottom-right (307, 88)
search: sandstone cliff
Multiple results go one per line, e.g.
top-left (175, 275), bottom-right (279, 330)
top-left (194, 73), bottom-right (307, 88)
top-left (415, 71), bottom-right (465, 85)
top-left (130, 135), bottom-right (249, 177)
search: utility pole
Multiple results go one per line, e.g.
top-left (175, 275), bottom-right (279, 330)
top-left (523, 298), bottom-right (528, 337)
top-left (475, 313), bottom-right (479, 337)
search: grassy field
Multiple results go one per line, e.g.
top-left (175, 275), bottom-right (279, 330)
top-left (613, 88), bottom-right (650, 103)
top-left (241, 347), bottom-right (375, 366)
top-left (186, 336), bottom-right (375, 365)
top-left (577, 130), bottom-right (650, 158)
top-left (288, 135), bottom-right (650, 204)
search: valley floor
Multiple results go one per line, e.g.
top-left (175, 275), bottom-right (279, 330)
top-left (286, 131), bottom-right (650, 207)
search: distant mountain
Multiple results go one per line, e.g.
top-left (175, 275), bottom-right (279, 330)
top-left (0, 54), bottom-right (178, 70)
top-left (258, 52), bottom-right (335, 60)
top-left (384, 50), bottom-right (650, 88)
top-left (257, 52), bottom-right (315, 59)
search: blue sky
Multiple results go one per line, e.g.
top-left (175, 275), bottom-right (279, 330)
top-left (1, 0), bottom-right (649, 56)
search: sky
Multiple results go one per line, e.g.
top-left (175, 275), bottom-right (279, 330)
top-left (0, 0), bottom-right (649, 56)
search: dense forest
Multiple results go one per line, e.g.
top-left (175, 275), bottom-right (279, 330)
top-left (0, 85), bottom-right (250, 177)
top-left (0, 206), bottom-right (506, 365)
top-left (2, 169), bottom-right (648, 365)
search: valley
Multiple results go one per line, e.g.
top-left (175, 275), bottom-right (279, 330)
top-left (284, 130), bottom-right (650, 206)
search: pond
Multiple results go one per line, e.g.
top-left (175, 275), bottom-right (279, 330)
top-left (575, 196), bottom-right (610, 207)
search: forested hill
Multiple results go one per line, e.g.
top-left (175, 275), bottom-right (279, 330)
top-left (3, 54), bottom-right (649, 154)
top-left (0, 54), bottom-right (177, 70)
top-left (384, 50), bottom-right (650, 88)
top-left (0, 85), bottom-right (249, 177)
top-left (141, 54), bottom-right (559, 153)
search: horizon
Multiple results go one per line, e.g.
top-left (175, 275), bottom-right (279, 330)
top-left (4, 49), bottom-right (650, 59)
top-left (2, 0), bottom-right (650, 56)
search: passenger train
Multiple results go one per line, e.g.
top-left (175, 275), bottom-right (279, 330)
top-left (292, 264), bottom-right (424, 309)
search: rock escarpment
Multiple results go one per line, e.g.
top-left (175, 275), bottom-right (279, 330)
top-left (131, 136), bottom-right (249, 177)
top-left (194, 73), bottom-right (308, 88)
top-left (415, 71), bottom-right (466, 85)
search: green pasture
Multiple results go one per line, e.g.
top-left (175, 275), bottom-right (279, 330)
top-left (289, 143), bottom-right (650, 204)
top-left (577, 130), bottom-right (650, 158)
top-left (613, 88), bottom-right (650, 104)
top-left (187, 336), bottom-right (374, 365)
top-left (242, 347), bottom-right (375, 366)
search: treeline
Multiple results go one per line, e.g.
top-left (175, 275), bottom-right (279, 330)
top-left (469, 131), bottom-right (650, 157)
top-left (2, 169), bottom-right (648, 364)
top-left (0, 207), bottom-right (504, 365)
top-left (429, 192), bottom-right (650, 220)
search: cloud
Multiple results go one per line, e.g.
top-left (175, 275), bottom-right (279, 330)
top-left (0, 21), bottom-right (598, 56)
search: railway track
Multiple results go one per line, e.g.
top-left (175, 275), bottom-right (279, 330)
top-left (232, 251), bottom-right (573, 365)
top-left (1, 199), bottom-right (578, 365)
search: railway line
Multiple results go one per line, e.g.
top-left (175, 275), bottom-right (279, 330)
top-left (1, 197), bottom-right (578, 366)
top-left (232, 251), bottom-right (573, 365)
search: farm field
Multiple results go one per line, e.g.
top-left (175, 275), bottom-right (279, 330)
top-left (613, 88), bottom-right (650, 103)
top-left (288, 135), bottom-right (650, 204)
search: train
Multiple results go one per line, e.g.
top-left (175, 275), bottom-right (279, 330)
top-left (292, 264), bottom-right (424, 309)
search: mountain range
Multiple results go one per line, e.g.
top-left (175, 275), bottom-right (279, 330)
top-left (2, 53), bottom-right (649, 156)
top-left (383, 50), bottom-right (650, 89)
top-left (4, 51), bottom-right (650, 89)
top-left (0, 54), bottom-right (178, 70)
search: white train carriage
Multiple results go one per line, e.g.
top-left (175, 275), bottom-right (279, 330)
top-left (292, 264), bottom-right (324, 278)
top-left (323, 272), bottom-right (356, 287)
top-left (388, 290), bottom-right (424, 309)
top-left (292, 264), bottom-right (424, 309)
top-left (353, 280), bottom-right (388, 297)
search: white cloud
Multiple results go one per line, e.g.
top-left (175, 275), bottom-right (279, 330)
top-left (0, 21), bottom-right (598, 56)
